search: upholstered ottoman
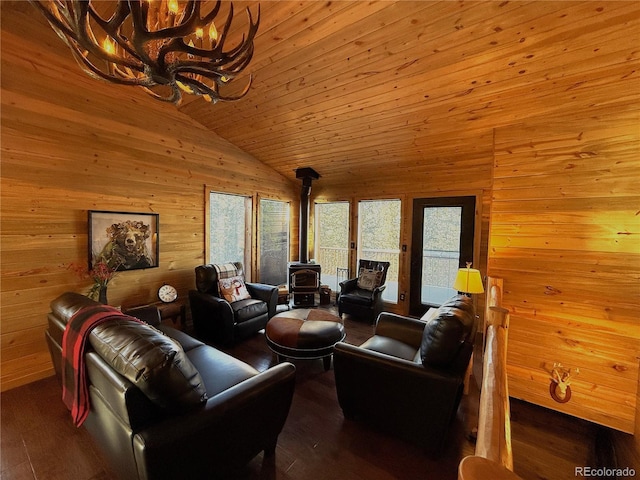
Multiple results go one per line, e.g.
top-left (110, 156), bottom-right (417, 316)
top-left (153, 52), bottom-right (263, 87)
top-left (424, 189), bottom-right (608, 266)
top-left (265, 309), bottom-right (345, 370)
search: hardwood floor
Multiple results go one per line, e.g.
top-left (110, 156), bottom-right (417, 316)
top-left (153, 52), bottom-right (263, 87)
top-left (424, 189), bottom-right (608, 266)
top-left (1, 304), bottom-right (598, 480)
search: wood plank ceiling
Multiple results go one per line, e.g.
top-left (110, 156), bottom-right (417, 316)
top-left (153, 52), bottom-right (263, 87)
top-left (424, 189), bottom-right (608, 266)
top-left (177, 0), bottom-right (639, 186)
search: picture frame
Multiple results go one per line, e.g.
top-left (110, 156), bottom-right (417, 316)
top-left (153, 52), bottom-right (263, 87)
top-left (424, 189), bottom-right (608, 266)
top-left (88, 210), bottom-right (159, 271)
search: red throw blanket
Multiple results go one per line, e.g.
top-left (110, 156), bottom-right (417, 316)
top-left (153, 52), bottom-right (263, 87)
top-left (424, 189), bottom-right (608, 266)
top-left (61, 304), bottom-right (142, 427)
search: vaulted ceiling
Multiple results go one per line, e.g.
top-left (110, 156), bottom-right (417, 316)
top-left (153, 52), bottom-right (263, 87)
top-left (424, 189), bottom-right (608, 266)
top-left (174, 1), bottom-right (638, 186)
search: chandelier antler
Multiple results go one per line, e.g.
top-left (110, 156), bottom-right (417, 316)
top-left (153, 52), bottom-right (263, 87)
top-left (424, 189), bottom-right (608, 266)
top-left (31, 0), bottom-right (260, 105)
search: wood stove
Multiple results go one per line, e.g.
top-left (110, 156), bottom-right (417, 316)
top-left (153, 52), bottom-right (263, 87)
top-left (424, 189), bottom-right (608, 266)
top-left (289, 263), bottom-right (321, 307)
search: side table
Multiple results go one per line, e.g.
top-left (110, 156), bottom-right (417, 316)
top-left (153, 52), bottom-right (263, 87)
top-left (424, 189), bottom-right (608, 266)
top-left (125, 300), bottom-right (187, 330)
top-left (155, 301), bottom-right (187, 329)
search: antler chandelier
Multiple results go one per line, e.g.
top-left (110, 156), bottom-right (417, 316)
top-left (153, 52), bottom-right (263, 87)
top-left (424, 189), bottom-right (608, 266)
top-left (31, 0), bottom-right (260, 105)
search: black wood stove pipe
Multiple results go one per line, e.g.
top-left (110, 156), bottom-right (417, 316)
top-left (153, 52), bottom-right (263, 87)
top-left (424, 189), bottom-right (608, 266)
top-left (295, 167), bottom-right (320, 264)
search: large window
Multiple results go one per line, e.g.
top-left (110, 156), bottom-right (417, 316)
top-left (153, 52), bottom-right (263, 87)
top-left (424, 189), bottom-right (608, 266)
top-left (259, 199), bottom-right (290, 285)
top-left (315, 202), bottom-right (350, 292)
top-left (357, 199), bottom-right (401, 303)
top-left (208, 192), bottom-right (252, 274)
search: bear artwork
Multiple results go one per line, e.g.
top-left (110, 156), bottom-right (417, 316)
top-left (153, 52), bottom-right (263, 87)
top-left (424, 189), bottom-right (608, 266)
top-left (96, 220), bottom-right (154, 270)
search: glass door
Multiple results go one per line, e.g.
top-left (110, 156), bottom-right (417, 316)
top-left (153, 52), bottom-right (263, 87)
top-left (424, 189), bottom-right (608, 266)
top-left (410, 196), bottom-right (475, 316)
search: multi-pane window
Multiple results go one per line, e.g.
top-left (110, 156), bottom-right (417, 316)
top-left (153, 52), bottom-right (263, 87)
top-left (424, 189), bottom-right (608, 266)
top-left (315, 202), bottom-right (350, 292)
top-left (259, 199), bottom-right (290, 285)
top-left (357, 199), bottom-right (401, 303)
top-left (208, 192), bottom-right (252, 275)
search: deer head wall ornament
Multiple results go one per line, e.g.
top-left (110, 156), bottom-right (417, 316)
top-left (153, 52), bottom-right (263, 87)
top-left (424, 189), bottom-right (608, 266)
top-left (549, 363), bottom-right (579, 403)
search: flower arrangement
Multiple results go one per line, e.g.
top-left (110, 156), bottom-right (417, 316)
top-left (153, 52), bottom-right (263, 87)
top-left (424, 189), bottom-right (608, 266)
top-left (68, 260), bottom-right (119, 303)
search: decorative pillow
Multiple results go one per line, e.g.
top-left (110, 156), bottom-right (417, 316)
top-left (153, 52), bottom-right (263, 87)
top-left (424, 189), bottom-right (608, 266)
top-left (89, 318), bottom-right (208, 412)
top-left (218, 275), bottom-right (251, 302)
top-left (357, 268), bottom-right (383, 291)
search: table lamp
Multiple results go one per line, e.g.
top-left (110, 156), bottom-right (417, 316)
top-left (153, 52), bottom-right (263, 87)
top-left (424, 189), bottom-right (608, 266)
top-left (453, 262), bottom-right (484, 296)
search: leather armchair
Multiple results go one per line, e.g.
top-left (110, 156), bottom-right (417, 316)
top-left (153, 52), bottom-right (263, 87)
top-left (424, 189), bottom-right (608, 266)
top-left (337, 260), bottom-right (390, 323)
top-left (189, 262), bottom-right (278, 345)
top-left (333, 295), bottom-right (476, 455)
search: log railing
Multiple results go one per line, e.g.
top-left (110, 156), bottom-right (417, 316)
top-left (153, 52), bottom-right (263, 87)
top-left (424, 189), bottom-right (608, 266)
top-left (458, 277), bottom-right (523, 480)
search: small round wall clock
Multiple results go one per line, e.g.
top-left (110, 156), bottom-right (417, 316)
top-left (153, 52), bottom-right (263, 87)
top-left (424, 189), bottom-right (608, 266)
top-left (158, 284), bottom-right (178, 303)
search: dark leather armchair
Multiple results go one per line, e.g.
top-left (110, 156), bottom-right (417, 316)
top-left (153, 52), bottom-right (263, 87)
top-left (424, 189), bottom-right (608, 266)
top-left (333, 295), bottom-right (476, 455)
top-left (189, 262), bottom-right (278, 345)
top-left (337, 260), bottom-right (390, 323)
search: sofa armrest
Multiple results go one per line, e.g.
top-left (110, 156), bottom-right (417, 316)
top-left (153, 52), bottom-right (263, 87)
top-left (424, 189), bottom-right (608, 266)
top-left (246, 282), bottom-right (278, 318)
top-left (371, 284), bottom-right (387, 296)
top-left (374, 312), bottom-right (426, 350)
top-left (338, 277), bottom-right (358, 294)
top-left (132, 362), bottom-right (296, 480)
top-left (188, 290), bottom-right (235, 343)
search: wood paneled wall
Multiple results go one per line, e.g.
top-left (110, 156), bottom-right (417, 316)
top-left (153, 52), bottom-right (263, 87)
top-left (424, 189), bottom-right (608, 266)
top-left (0, 4), bottom-right (297, 391)
top-left (490, 105), bottom-right (640, 433)
top-left (312, 134), bottom-right (493, 319)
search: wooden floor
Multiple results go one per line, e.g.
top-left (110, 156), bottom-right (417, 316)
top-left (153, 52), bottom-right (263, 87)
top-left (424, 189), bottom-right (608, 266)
top-left (1, 304), bottom-right (598, 480)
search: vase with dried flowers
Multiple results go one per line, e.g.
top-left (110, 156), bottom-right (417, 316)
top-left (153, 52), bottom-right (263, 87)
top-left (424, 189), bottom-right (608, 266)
top-left (68, 260), bottom-right (119, 304)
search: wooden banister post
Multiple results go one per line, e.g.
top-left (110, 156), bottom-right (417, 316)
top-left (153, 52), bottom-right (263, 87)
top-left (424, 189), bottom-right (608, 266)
top-left (459, 277), bottom-right (522, 479)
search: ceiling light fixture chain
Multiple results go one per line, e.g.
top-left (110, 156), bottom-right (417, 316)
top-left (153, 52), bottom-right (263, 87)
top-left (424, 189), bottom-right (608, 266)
top-left (31, 0), bottom-right (260, 105)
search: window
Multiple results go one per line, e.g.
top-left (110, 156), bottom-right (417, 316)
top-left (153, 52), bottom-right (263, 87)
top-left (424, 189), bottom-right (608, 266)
top-left (207, 191), bottom-right (252, 275)
top-left (315, 202), bottom-right (350, 292)
top-left (357, 199), bottom-right (401, 303)
top-left (259, 199), bottom-right (290, 285)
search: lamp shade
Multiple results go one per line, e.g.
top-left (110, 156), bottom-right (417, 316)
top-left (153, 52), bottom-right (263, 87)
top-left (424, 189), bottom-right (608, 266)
top-left (453, 266), bottom-right (484, 294)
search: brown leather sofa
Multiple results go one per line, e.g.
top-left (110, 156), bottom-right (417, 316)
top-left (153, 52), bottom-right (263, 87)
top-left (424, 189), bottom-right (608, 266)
top-left (45, 292), bottom-right (296, 480)
top-left (333, 295), bottom-right (476, 455)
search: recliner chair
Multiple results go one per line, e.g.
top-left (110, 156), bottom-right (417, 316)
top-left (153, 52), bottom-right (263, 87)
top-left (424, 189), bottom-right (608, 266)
top-left (189, 262), bottom-right (278, 345)
top-left (333, 295), bottom-right (477, 455)
top-left (337, 259), bottom-right (390, 323)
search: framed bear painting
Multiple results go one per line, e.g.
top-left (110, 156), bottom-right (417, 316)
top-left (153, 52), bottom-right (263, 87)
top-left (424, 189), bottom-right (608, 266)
top-left (88, 210), bottom-right (159, 271)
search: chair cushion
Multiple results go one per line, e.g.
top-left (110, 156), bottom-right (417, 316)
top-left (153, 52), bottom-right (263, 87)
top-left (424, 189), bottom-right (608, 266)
top-left (361, 336), bottom-right (418, 361)
top-left (231, 298), bottom-right (268, 323)
top-left (89, 319), bottom-right (208, 412)
top-left (420, 295), bottom-right (475, 368)
top-left (218, 275), bottom-right (251, 302)
top-left (357, 268), bottom-right (384, 291)
top-left (185, 344), bottom-right (259, 397)
top-left (340, 288), bottom-right (375, 306)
